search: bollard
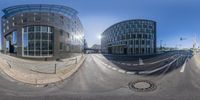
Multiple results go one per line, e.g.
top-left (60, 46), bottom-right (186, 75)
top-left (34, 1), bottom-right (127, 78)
top-left (55, 64), bottom-right (57, 74)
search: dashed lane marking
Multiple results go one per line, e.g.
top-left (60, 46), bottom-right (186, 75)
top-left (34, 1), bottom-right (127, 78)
top-left (112, 67), bottom-right (117, 71)
top-left (118, 69), bottom-right (126, 73)
top-left (126, 71), bottom-right (136, 75)
top-left (180, 58), bottom-right (187, 73)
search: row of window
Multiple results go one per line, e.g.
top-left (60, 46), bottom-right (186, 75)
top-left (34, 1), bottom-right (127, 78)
top-left (105, 33), bottom-right (154, 43)
top-left (110, 47), bottom-right (153, 54)
top-left (104, 28), bottom-right (155, 36)
top-left (108, 39), bottom-right (153, 46)
top-left (22, 25), bottom-right (53, 57)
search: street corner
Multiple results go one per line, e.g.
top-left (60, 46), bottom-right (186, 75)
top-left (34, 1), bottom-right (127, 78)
top-left (0, 55), bottom-right (86, 86)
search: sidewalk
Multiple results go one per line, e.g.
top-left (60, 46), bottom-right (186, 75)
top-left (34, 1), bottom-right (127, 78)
top-left (194, 54), bottom-right (200, 68)
top-left (0, 54), bottom-right (85, 85)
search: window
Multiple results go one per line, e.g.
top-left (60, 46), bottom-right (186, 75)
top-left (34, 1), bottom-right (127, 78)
top-left (137, 34), bottom-right (142, 38)
top-left (28, 26), bottom-right (34, 32)
top-left (142, 40), bottom-right (145, 45)
top-left (135, 40), bottom-right (139, 45)
top-left (131, 34), bottom-right (136, 38)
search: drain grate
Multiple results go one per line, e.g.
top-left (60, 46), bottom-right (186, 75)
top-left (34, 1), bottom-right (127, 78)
top-left (128, 80), bottom-right (157, 92)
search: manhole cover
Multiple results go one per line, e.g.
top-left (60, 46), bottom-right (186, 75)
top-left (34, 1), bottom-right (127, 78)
top-left (128, 80), bottom-right (157, 92)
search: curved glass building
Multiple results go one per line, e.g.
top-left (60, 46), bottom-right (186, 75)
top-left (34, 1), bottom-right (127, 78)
top-left (1, 4), bottom-right (84, 59)
top-left (101, 19), bottom-right (156, 55)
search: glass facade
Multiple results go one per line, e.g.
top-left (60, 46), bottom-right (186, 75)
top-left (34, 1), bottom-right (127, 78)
top-left (2, 4), bottom-right (78, 19)
top-left (22, 25), bottom-right (53, 57)
top-left (2, 4), bottom-right (84, 58)
top-left (101, 19), bottom-right (156, 55)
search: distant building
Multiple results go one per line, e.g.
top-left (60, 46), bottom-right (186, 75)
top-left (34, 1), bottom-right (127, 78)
top-left (91, 44), bottom-right (101, 50)
top-left (1, 4), bottom-right (84, 59)
top-left (101, 19), bottom-right (156, 55)
top-left (86, 44), bottom-right (101, 53)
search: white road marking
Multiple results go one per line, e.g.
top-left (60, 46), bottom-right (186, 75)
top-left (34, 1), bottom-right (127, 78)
top-left (132, 64), bottom-right (138, 66)
top-left (92, 54), bottom-right (136, 75)
top-left (127, 64), bottom-right (131, 66)
top-left (149, 55), bottom-right (176, 65)
top-left (107, 65), bottom-right (112, 68)
top-left (118, 69), bottom-right (126, 73)
top-left (180, 59), bottom-right (187, 73)
top-left (139, 57), bottom-right (180, 74)
top-left (126, 71), bottom-right (136, 75)
top-left (112, 67), bottom-right (117, 70)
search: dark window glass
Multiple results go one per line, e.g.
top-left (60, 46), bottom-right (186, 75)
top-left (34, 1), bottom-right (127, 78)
top-left (35, 51), bottom-right (40, 56)
top-left (142, 48), bottom-right (144, 53)
top-left (136, 48), bottom-right (139, 53)
top-left (49, 51), bottom-right (52, 55)
top-left (131, 34), bottom-right (136, 38)
top-left (126, 34), bottom-right (130, 39)
top-left (136, 40), bottom-right (139, 45)
top-left (49, 41), bottom-right (52, 50)
top-left (28, 26), bottom-right (34, 32)
top-left (49, 34), bottom-right (53, 40)
top-left (24, 51), bottom-right (27, 55)
top-left (35, 41), bottom-right (41, 50)
top-left (42, 51), bottom-right (48, 55)
top-left (28, 41), bottom-right (34, 50)
top-left (142, 40), bottom-right (145, 45)
top-left (137, 34), bottom-right (142, 38)
top-left (42, 33), bottom-right (48, 40)
top-left (42, 41), bottom-right (48, 50)
top-left (36, 32), bottom-right (41, 40)
top-left (29, 51), bottom-right (34, 56)
top-left (29, 33), bottom-right (34, 40)
top-left (143, 34), bottom-right (147, 38)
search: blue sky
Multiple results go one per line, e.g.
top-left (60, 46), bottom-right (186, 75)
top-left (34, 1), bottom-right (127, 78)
top-left (1, 0), bottom-right (200, 48)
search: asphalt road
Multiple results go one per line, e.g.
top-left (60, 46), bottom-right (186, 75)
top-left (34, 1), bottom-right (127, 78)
top-left (0, 50), bottom-right (200, 100)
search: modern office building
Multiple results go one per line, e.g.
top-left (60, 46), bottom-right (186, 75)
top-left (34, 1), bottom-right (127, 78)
top-left (1, 4), bottom-right (84, 59)
top-left (101, 19), bottom-right (156, 55)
